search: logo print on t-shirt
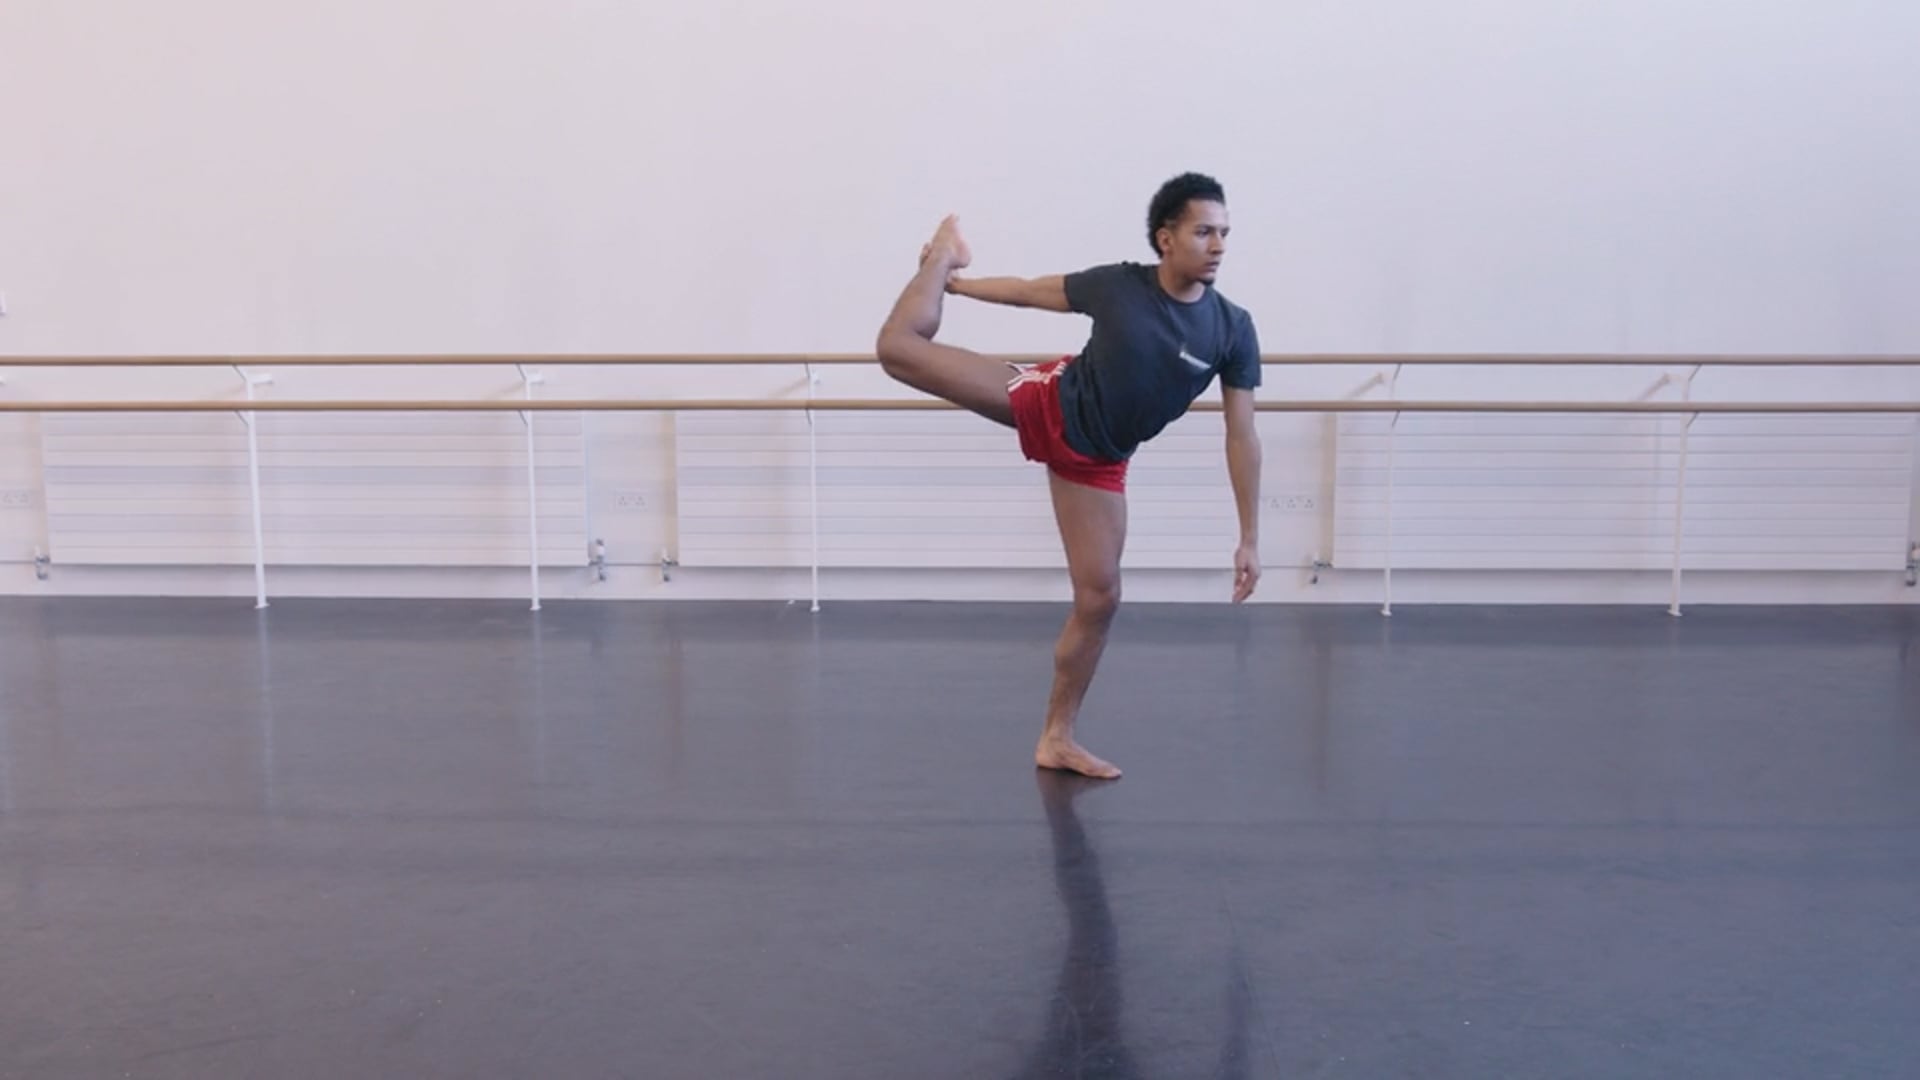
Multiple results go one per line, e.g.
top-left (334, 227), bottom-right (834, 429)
top-left (1179, 347), bottom-right (1211, 373)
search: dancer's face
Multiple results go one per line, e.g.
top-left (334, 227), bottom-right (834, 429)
top-left (1158, 199), bottom-right (1229, 285)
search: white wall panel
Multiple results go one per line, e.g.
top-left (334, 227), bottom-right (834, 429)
top-left (40, 413), bottom-right (589, 567)
top-left (1333, 415), bottom-right (1915, 572)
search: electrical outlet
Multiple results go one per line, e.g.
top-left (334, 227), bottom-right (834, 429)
top-left (0, 291), bottom-right (9, 316)
top-left (613, 491), bottom-right (648, 510)
top-left (0, 489), bottom-right (37, 509)
top-left (1262, 493), bottom-right (1317, 513)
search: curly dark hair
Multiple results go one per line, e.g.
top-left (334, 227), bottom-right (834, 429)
top-left (1147, 172), bottom-right (1226, 256)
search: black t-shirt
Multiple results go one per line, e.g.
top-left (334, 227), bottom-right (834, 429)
top-left (1057, 262), bottom-right (1261, 462)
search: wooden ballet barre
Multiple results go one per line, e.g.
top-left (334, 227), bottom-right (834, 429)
top-left (0, 398), bottom-right (1915, 414)
top-left (2, 352), bottom-right (1919, 368)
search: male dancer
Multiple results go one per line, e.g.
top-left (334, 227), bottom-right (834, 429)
top-left (875, 172), bottom-right (1263, 779)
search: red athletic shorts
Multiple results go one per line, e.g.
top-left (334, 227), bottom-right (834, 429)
top-left (1007, 357), bottom-right (1128, 493)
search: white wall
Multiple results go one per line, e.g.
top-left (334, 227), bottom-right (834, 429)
top-left (2, 1), bottom-right (1918, 605)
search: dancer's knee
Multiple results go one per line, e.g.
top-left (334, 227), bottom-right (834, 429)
top-left (1074, 575), bottom-right (1121, 625)
top-left (875, 325), bottom-right (917, 380)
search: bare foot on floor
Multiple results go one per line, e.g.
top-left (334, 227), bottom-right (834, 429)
top-left (1036, 736), bottom-right (1122, 780)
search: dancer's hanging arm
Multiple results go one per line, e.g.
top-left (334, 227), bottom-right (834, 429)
top-left (1222, 318), bottom-right (1263, 603)
top-left (1224, 385), bottom-right (1262, 602)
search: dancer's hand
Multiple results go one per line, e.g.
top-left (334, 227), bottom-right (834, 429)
top-left (1232, 541), bottom-right (1260, 603)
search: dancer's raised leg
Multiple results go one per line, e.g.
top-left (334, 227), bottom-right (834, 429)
top-left (875, 216), bottom-right (1017, 426)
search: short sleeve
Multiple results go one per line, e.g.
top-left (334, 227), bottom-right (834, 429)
top-left (1062, 263), bottom-right (1131, 317)
top-left (1221, 309), bottom-right (1262, 390)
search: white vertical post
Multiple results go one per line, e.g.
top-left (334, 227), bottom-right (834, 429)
top-left (1381, 364), bottom-right (1403, 617)
top-left (517, 365), bottom-right (545, 612)
top-left (1668, 365), bottom-right (1701, 617)
top-left (806, 362), bottom-right (821, 614)
top-left (235, 366), bottom-right (273, 610)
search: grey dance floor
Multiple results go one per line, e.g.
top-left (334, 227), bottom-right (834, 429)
top-left (1, 597), bottom-right (1917, 1078)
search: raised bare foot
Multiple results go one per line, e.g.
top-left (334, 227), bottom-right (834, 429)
top-left (925, 214), bottom-right (972, 272)
top-left (1036, 736), bottom-right (1122, 780)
